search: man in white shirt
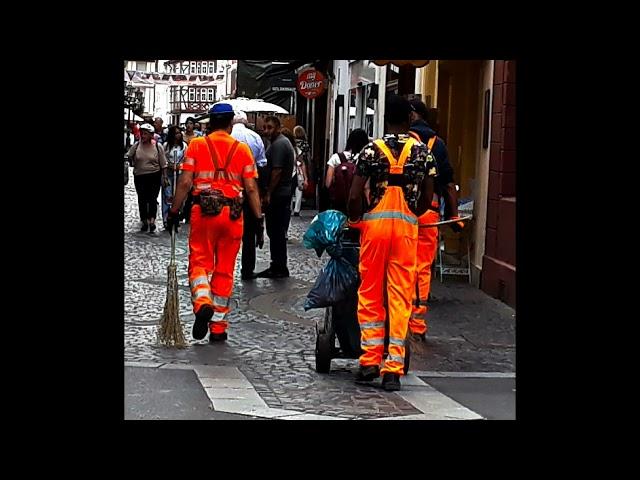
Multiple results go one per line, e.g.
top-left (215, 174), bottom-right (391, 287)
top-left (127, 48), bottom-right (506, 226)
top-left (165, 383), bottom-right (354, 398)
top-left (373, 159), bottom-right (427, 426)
top-left (231, 111), bottom-right (267, 167)
top-left (231, 110), bottom-right (267, 280)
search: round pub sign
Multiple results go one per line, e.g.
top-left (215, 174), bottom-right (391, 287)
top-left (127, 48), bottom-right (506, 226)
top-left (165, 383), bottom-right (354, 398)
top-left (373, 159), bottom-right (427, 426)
top-left (297, 69), bottom-right (326, 99)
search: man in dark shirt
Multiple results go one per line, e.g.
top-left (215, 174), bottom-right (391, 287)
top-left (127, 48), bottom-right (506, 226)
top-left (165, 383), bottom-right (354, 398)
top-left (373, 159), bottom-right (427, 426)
top-left (256, 115), bottom-right (295, 278)
top-left (408, 99), bottom-right (460, 223)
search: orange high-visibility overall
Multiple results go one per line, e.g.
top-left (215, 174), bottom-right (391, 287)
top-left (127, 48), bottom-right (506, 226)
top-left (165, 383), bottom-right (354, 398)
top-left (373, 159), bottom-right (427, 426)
top-left (409, 135), bottom-right (438, 336)
top-left (356, 137), bottom-right (420, 376)
top-left (182, 131), bottom-right (257, 335)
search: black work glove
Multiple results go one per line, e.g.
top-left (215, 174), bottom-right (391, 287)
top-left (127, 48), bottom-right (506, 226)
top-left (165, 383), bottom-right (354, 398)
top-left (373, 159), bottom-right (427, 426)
top-left (449, 216), bottom-right (465, 233)
top-left (256, 216), bottom-right (264, 249)
top-left (167, 209), bottom-right (181, 232)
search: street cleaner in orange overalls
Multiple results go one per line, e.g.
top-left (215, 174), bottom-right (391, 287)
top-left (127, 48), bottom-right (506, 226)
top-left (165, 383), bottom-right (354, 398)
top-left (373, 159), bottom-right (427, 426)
top-left (167, 103), bottom-right (264, 342)
top-left (347, 94), bottom-right (438, 391)
top-left (407, 99), bottom-right (464, 341)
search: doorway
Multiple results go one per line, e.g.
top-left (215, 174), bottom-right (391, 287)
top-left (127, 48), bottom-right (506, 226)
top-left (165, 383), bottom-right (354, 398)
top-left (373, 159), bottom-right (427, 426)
top-left (436, 60), bottom-right (483, 200)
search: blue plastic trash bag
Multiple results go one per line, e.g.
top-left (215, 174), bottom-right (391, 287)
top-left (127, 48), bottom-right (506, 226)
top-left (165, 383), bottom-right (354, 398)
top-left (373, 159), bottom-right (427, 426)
top-left (303, 210), bottom-right (347, 258)
top-left (304, 256), bottom-right (359, 310)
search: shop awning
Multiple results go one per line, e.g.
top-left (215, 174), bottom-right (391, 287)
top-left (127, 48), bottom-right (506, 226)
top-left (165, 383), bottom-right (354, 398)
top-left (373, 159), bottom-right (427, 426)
top-left (371, 60), bottom-right (430, 68)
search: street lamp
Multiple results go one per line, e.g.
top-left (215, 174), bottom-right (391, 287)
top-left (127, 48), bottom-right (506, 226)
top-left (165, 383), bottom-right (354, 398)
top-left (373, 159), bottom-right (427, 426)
top-left (124, 83), bottom-right (145, 149)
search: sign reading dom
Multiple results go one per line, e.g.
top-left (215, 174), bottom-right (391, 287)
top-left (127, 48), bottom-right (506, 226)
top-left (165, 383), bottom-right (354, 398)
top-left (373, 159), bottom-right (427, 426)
top-left (297, 69), bottom-right (326, 99)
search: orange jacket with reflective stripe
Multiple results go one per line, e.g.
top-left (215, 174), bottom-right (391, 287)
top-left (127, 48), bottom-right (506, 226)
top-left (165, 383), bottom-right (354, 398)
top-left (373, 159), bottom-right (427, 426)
top-left (182, 130), bottom-right (257, 198)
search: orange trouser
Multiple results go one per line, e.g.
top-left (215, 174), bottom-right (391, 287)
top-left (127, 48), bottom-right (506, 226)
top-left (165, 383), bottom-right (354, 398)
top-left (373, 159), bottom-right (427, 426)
top-left (409, 207), bottom-right (440, 335)
top-left (356, 186), bottom-right (418, 375)
top-left (188, 204), bottom-right (243, 334)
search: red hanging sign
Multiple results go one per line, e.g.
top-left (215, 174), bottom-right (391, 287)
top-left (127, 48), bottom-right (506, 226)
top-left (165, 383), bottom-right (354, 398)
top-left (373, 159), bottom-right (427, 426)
top-left (297, 69), bottom-right (326, 99)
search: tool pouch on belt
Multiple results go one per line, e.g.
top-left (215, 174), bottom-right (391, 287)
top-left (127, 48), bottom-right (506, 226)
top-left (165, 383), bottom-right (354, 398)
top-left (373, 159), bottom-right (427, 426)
top-left (229, 196), bottom-right (243, 220)
top-left (200, 137), bottom-right (243, 218)
top-left (199, 190), bottom-right (224, 216)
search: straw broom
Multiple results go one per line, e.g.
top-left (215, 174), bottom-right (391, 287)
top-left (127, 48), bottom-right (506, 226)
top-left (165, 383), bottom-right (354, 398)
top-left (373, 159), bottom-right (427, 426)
top-left (158, 155), bottom-right (187, 347)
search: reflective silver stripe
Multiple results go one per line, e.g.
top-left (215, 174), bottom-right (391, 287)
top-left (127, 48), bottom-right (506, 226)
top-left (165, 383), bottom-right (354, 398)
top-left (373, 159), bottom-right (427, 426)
top-left (195, 171), bottom-right (216, 178)
top-left (196, 170), bottom-right (242, 181)
top-left (192, 289), bottom-right (213, 301)
top-left (223, 174), bottom-right (242, 182)
top-left (361, 337), bottom-right (385, 346)
top-left (211, 310), bottom-right (227, 322)
top-left (360, 321), bottom-right (385, 330)
top-left (388, 337), bottom-right (405, 347)
top-left (190, 276), bottom-right (209, 289)
top-left (214, 295), bottom-right (230, 307)
top-left (183, 158), bottom-right (195, 166)
top-left (386, 354), bottom-right (405, 365)
top-left (244, 164), bottom-right (256, 173)
top-left (362, 211), bottom-right (418, 225)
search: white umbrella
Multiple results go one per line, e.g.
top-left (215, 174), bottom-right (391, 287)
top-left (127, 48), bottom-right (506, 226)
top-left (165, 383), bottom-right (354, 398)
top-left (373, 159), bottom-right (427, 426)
top-left (213, 97), bottom-right (288, 114)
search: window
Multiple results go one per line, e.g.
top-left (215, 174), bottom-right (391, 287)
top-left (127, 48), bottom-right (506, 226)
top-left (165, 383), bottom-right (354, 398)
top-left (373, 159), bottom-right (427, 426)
top-left (209, 61), bottom-right (215, 74)
top-left (190, 62), bottom-right (196, 74)
top-left (188, 88), bottom-right (195, 101)
top-left (207, 88), bottom-right (214, 101)
top-left (136, 61), bottom-right (147, 72)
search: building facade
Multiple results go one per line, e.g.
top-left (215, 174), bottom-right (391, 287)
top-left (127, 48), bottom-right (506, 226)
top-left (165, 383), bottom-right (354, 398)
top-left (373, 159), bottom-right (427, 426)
top-left (124, 59), bottom-right (237, 126)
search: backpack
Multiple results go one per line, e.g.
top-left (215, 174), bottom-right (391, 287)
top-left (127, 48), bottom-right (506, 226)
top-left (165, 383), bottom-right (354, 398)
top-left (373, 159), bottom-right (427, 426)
top-left (329, 152), bottom-right (356, 211)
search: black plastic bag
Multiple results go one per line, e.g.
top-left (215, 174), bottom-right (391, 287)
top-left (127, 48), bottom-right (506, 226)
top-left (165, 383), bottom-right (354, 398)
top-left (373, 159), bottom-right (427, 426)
top-left (304, 256), bottom-right (359, 310)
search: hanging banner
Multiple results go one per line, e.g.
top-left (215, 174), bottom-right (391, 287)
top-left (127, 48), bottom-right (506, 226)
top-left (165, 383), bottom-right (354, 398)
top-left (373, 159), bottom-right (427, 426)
top-left (297, 69), bottom-right (326, 99)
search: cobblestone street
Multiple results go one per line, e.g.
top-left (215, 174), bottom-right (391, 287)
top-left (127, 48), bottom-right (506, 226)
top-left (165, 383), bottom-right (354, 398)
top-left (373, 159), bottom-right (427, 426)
top-left (124, 170), bottom-right (516, 419)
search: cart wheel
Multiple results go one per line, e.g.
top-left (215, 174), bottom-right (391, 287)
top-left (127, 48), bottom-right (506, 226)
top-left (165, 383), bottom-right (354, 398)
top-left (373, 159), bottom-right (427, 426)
top-left (315, 332), bottom-right (333, 373)
top-left (403, 339), bottom-right (411, 375)
top-left (315, 309), bottom-right (334, 373)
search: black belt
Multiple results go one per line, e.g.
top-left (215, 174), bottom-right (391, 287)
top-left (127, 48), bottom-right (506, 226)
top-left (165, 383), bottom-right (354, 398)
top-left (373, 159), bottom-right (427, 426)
top-left (192, 195), bottom-right (235, 206)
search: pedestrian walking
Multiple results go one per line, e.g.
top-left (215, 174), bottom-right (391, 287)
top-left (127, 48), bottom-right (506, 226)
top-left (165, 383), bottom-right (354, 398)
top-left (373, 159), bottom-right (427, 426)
top-left (347, 94), bottom-right (437, 391)
top-left (166, 103), bottom-right (263, 342)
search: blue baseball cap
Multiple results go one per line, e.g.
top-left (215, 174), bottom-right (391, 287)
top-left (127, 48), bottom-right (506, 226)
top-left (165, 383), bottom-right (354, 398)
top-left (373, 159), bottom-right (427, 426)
top-left (209, 103), bottom-right (234, 115)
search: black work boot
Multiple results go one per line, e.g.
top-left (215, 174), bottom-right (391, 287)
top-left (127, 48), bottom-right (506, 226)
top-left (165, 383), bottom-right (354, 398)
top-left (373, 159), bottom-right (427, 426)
top-left (355, 365), bottom-right (380, 383)
top-left (209, 331), bottom-right (228, 343)
top-left (381, 372), bottom-right (401, 391)
top-left (193, 305), bottom-right (213, 340)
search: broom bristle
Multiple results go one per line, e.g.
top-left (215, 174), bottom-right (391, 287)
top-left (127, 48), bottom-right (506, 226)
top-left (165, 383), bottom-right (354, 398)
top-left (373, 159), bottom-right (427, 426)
top-left (158, 263), bottom-right (187, 347)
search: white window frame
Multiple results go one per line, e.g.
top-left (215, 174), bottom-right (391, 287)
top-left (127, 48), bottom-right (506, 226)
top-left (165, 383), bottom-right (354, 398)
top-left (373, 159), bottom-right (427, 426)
top-left (188, 88), bottom-right (195, 101)
top-left (208, 88), bottom-right (214, 101)
top-left (190, 62), bottom-right (196, 74)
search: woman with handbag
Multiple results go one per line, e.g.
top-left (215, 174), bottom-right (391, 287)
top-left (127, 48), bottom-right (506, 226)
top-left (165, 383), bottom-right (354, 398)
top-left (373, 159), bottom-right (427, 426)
top-left (126, 123), bottom-right (168, 232)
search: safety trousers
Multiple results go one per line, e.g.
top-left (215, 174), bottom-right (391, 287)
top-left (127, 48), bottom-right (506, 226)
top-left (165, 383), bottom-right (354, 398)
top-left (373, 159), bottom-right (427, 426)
top-left (356, 186), bottom-right (418, 375)
top-left (188, 204), bottom-right (243, 335)
top-left (409, 208), bottom-right (440, 335)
